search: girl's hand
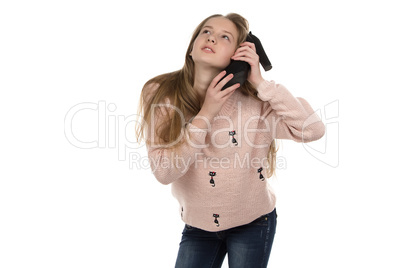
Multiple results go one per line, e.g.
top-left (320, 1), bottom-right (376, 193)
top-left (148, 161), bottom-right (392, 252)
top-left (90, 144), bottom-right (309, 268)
top-left (192, 71), bottom-right (240, 128)
top-left (231, 42), bottom-right (264, 88)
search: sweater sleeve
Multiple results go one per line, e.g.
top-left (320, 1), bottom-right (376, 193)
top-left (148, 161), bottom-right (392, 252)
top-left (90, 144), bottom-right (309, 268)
top-left (256, 80), bottom-right (325, 142)
top-left (143, 84), bottom-right (208, 185)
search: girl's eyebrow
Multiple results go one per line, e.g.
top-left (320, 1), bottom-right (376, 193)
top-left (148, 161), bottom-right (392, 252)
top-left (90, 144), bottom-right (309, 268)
top-left (203, 25), bottom-right (234, 39)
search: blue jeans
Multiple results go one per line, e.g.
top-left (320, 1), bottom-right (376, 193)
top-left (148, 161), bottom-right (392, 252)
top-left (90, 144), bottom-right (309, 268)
top-left (175, 208), bottom-right (277, 268)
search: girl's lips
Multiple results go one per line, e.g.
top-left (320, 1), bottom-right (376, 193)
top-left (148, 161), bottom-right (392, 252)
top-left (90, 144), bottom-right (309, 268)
top-left (202, 46), bottom-right (215, 53)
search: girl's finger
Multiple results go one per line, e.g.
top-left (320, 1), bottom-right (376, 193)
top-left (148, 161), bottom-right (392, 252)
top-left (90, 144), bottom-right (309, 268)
top-left (232, 51), bottom-right (254, 59)
top-left (215, 73), bottom-right (234, 90)
top-left (225, 82), bottom-right (240, 93)
top-left (238, 42), bottom-right (256, 51)
top-left (234, 46), bottom-right (252, 55)
top-left (210, 70), bottom-right (228, 88)
top-left (218, 83), bottom-right (240, 98)
top-left (232, 53), bottom-right (259, 66)
top-left (233, 47), bottom-right (258, 60)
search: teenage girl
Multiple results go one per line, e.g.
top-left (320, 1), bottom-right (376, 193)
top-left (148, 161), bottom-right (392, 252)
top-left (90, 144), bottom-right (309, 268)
top-left (137, 13), bottom-right (325, 268)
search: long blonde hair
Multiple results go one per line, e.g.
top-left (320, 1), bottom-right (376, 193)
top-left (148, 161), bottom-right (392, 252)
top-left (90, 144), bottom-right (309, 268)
top-left (136, 13), bottom-right (278, 178)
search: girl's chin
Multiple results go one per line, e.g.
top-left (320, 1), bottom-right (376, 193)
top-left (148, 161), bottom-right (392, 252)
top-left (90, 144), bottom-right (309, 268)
top-left (194, 59), bottom-right (230, 71)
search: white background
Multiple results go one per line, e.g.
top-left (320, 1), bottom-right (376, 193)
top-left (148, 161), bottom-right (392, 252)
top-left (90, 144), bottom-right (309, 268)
top-left (1, 0), bottom-right (401, 267)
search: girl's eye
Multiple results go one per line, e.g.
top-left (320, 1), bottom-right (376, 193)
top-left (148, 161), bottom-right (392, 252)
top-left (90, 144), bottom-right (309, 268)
top-left (222, 35), bottom-right (229, 40)
top-left (203, 30), bottom-right (211, 34)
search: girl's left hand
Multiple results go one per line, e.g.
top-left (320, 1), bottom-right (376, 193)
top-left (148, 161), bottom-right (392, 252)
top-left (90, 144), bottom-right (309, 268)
top-left (231, 42), bottom-right (264, 88)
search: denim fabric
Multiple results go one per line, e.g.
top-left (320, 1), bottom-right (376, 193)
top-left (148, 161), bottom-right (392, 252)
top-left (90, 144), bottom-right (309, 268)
top-left (175, 208), bottom-right (277, 268)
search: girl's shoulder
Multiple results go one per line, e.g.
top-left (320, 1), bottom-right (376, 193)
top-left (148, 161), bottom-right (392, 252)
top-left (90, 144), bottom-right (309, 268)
top-left (142, 81), bottom-right (160, 96)
top-left (141, 81), bottom-right (167, 106)
top-left (236, 87), bottom-right (264, 107)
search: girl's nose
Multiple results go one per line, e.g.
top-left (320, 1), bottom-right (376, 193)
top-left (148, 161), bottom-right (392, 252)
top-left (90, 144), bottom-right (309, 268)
top-left (208, 36), bottom-right (216, 44)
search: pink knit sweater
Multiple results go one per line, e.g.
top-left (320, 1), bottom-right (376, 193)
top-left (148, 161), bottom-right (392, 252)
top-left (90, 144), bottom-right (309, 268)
top-left (145, 80), bottom-right (325, 232)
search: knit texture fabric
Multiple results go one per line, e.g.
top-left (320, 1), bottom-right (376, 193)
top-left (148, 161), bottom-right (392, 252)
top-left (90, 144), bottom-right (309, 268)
top-left (145, 80), bottom-right (325, 231)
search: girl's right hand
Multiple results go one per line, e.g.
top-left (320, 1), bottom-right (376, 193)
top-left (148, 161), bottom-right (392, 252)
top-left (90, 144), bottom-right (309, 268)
top-left (192, 71), bottom-right (240, 128)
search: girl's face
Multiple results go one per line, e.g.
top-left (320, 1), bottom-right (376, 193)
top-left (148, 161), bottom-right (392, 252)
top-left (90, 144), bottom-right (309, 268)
top-left (191, 17), bottom-right (239, 70)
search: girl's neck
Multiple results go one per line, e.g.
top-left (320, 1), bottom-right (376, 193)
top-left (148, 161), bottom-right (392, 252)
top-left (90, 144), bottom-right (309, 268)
top-left (193, 65), bottom-right (220, 104)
